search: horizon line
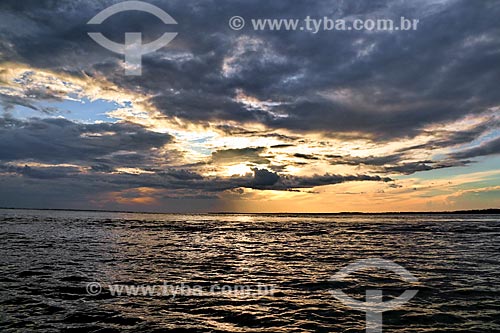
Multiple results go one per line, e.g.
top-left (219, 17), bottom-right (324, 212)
top-left (0, 207), bottom-right (499, 215)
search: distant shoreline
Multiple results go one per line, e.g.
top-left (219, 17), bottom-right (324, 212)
top-left (0, 207), bottom-right (498, 215)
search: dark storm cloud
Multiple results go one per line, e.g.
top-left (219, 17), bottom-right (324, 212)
top-left (251, 168), bottom-right (279, 187)
top-left (202, 168), bottom-right (392, 191)
top-left (284, 173), bottom-right (392, 188)
top-left (271, 144), bottom-right (294, 149)
top-left (326, 153), bottom-right (473, 175)
top-left (384, 160), bottom-right (469, 175)
top-left (328, 153), bottom-right (403, 166)
top-left (0, 94), bottom-right (38, 112)
top-left (1, 0), bottom-right (499, 140)
top-left (0, 164), bottom-right (81, 179)
top-left (161, 169), bottom-right (204, 180)
top-left (293, 153), bottom-right (319, 160)
top-left (0, 162), bottom-right (391, 196)
top-left (0, 116), bottom-right (173, 163)
top-left (397, 120), bottom-right (499, 153)
top-left (214, 125), bottom-right (298, 141)
top-left (0, 92), bottom-right (61, 114)
top-left (449, 137), bottom-right (500, 159)
top-left (136, 0), bottom-right (500, 138)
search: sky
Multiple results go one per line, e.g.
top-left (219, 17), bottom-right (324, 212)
top-left (0, 0), bottom-right (499, 213)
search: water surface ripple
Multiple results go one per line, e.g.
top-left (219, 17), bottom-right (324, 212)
top-left (1, 210), bottom-right (499, 332)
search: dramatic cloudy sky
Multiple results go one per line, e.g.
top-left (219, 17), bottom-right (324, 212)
top-left (0, 0), bottom-right (499, 212)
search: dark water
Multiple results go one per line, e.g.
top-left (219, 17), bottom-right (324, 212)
top-left (1, 210), bottom-right (499, 332)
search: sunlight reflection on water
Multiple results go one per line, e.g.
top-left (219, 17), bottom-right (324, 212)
top-left (1, 210), bottom-right (499, 332)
